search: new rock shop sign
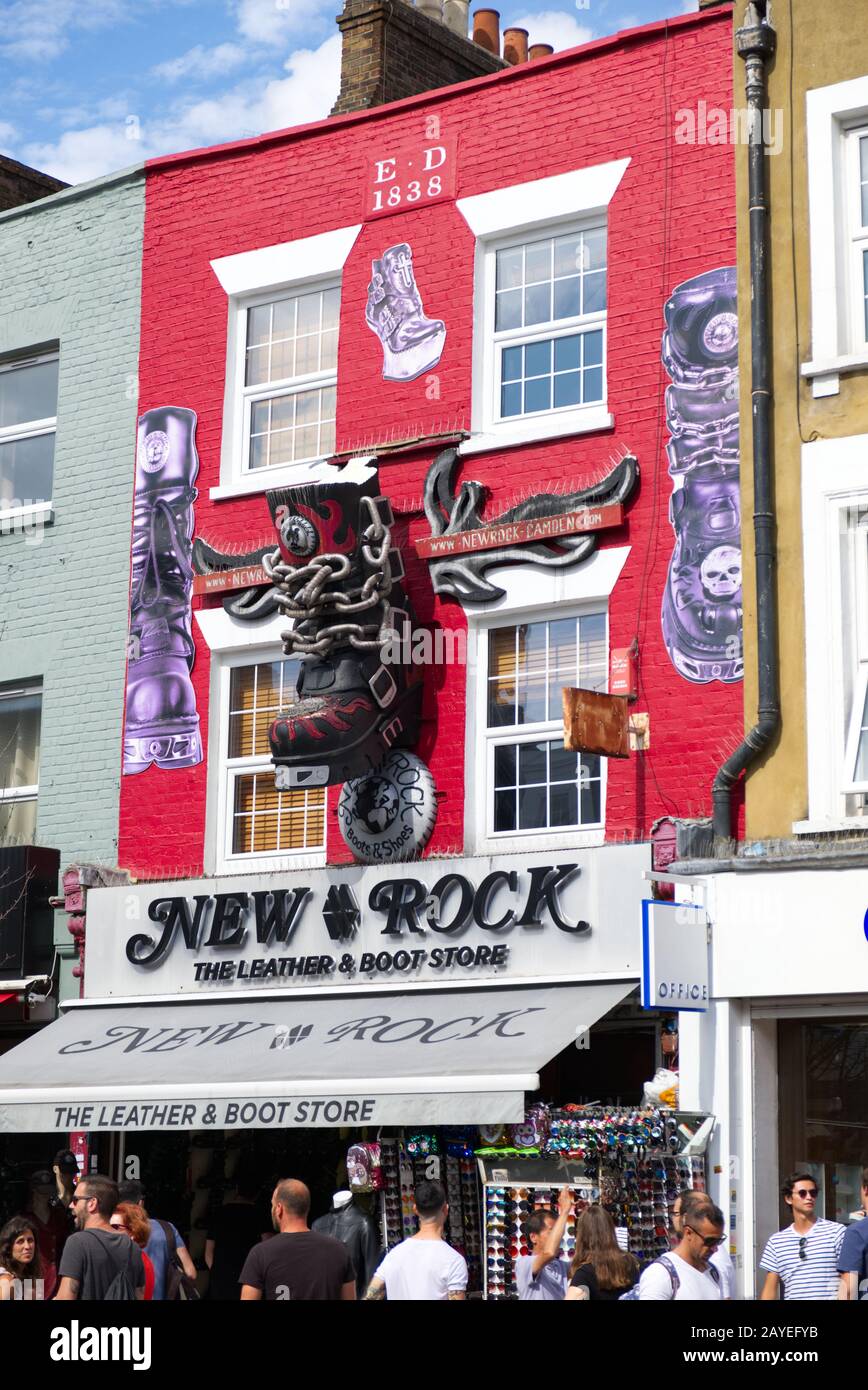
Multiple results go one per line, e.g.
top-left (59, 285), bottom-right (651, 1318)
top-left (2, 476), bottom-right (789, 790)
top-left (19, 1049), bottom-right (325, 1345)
top-left (85, 847), bottom-right (648, 998)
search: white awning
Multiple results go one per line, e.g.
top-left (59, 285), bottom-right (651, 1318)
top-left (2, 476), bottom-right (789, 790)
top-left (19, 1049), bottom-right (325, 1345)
top-left (0, 981), bottom-right (631, 1132)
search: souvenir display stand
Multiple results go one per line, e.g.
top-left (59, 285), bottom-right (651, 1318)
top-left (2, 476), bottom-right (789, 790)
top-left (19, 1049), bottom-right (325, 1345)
top-left (356, 1109), bottom-right (712, 1300)
top-left (477, 1108), bottom-right (713, 1300)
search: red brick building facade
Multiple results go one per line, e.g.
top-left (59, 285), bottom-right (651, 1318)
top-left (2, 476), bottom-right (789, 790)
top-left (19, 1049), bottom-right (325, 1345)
top-left (120, 6), bottom-right (737, 880)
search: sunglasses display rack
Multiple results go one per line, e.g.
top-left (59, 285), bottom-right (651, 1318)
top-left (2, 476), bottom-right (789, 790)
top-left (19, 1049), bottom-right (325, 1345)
top-left (485, 1182), bottom-right (584, 1302)
top-left (378, 1136), bottom-right (485, 1293)
top-left (445, 1152), bottom-right (483, 1290)
top-left (602, 1153), bottom-right (704, 1267)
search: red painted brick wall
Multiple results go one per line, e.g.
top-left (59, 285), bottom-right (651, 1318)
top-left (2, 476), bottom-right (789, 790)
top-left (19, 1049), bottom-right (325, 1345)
top-left (121, 8), bottom-right (738, 879)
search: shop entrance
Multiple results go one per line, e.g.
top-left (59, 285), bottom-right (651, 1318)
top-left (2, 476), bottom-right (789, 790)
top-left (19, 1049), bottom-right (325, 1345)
top-left (778, 1017), bottom-right (868, 1224)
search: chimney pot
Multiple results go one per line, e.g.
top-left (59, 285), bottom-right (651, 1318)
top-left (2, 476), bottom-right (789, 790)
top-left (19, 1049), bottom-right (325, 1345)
top-left (528, 42), bottom-right (555, 60)
top-left (472, 8), bottom-right (500, 55)
top-left (416, 0), bottom-right (443, 18)
top-left (502, 26), bottom-right (529, 65)
top-left (443, 0), bottom-right (470, 36)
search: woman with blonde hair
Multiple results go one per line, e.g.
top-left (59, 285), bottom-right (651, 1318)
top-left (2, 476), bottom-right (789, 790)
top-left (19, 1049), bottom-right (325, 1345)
top-left (565, 1205), bottom-right (639, 1301)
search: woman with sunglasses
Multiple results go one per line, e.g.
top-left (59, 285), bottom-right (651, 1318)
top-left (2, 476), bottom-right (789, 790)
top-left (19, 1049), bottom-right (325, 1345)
top-left (565, 1205), bottom-right (639, 1301)
top-left (759, 1173), bottom-right (846, 1301)
top-left (111, 1203), bottom-right (156, 1301)
top-left (0, 1217), bottom-right (45, 1300)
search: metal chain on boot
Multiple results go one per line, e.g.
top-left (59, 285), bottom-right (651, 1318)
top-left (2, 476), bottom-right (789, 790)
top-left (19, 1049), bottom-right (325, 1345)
top-left (263, 496), bottom-right (396, 658)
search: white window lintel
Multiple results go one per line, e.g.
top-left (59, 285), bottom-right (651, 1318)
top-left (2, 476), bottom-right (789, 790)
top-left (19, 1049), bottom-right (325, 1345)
top-left (211, 224), bottom-right (362, 299)
top-left (456, 159), bottom-right (630, 240)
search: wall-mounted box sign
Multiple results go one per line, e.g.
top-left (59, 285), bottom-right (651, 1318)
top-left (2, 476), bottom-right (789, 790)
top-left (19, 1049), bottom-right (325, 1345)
top-left (364, 137), bottom-right (458, 220)
top-left (641, 900), bottom-right (709, 1012)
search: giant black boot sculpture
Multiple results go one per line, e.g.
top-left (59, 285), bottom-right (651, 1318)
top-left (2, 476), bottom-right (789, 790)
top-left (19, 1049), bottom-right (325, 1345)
top-left (660, 267), bottom-right (742, 684)
top-left (123, 407), bottom-right (202, 774)
top-left (264, 464), bottom-right (423, 788)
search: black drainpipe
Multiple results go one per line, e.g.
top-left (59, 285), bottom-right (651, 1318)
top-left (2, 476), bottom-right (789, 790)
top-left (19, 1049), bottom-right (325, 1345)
top-left (712, 1), bottom-right (780, 841)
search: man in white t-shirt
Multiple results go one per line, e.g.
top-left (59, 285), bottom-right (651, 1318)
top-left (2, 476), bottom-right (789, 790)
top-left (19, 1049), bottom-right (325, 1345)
top-left (365, 1180), bottom-right (467, 1301)
top-left (672, 1190), bottom-right (735, 1297)
top-left (638, 1196), bottom-right (725, 1301)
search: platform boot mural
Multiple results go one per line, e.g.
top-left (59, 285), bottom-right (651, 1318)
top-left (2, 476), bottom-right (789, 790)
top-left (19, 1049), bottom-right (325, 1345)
top-left (660, 267), bottom-right (743, 684)
top-left (264, 462), bottom-right (426, 800)
top-left (365, 242), bottom-right (446, 382)
top-left (123, 406), bottom-right (203, 774)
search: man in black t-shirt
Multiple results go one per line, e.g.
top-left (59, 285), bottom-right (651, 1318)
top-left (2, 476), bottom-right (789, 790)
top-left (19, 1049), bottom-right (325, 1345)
top-left (239, 1179), bottom-right (355, 1301)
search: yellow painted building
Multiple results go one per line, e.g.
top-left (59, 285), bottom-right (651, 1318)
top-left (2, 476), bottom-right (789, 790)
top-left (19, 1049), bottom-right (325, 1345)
top-left (736, 0), bottom-right (868, 839)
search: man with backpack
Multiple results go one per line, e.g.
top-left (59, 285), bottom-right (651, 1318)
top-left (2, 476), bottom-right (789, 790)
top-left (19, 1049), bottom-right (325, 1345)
top-left (53, 1175), bottom-right (145, 1301)
top-left (118, 1178), bottom-right (197, 1301)
top-left (637, 1194), bottom-right (725, 1300)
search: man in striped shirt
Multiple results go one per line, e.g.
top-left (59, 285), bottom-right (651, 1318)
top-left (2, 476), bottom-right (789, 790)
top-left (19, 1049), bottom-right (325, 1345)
top-left (759, 1172), bottom-right (845, 1300)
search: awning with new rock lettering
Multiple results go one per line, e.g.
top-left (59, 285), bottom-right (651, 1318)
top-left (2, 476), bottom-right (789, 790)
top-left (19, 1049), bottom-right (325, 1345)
top-left (0, 981), bottom-right (631, 1132)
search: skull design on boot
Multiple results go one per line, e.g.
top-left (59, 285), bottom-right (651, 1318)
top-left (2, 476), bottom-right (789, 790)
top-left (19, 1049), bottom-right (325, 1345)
top-left (660, 267), bottom-right (743, 683)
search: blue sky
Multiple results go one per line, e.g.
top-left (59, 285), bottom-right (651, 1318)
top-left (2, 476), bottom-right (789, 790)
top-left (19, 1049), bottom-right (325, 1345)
top-left (0, 0), bottom-right (697, 184)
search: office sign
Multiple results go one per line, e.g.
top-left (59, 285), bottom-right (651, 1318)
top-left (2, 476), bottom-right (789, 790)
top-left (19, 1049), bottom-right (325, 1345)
top-left (641, 900), bottom-right (709, 1012)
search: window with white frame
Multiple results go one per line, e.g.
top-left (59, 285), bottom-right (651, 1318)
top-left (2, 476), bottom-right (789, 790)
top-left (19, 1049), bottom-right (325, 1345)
top-left (0, 680), bottom-right (42, 844)
top-left (839, 501), bottom-right (868, 797)
top-left (845, 125), bottom-right (868, 349)
top-left (239, 284), bottom-right (338, 475)
top-left (484, 613), bottom-right (606, 836)
top-left (0, 350), bottom-right (58, 517)
top-left (221, 657), bottom-right (325, 860)
top-left (487, 224), bottom-right (606, 429)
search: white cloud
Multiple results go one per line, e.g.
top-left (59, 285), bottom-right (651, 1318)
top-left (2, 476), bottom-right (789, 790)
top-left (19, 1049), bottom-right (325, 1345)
top-left (233, 0), bottom-right (335, 44)
top-left (0, 0), bottom-right (131, 63)
top-left (0, 121), bottom-right (20, 145)
top-left (21, 34), bottom-right (342, 183)
top-left (514, 9), bottom-right (595, 52)
top-left (152, 42), bottom-right (248, 83)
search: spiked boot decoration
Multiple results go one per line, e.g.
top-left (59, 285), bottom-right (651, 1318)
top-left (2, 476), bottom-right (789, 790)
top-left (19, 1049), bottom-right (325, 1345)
top-left (263, 464), bottom-right (423, 790)
top-left (660, 267), bottom-right (743, 684)
top-left (365, 242), bottom-right (446, 382)
top-left (123, 407), bottom-right (203, 774)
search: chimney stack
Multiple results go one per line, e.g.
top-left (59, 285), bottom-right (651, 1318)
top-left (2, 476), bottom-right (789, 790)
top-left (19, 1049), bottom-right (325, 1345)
top-left (529, 42), bottom-right (554, 60)
top-left (472, 8), bottom-right (500, 55)
top-left (331, 0), bottom-right (506, 117)
top-left (502, 26), bottom-right (528, 65)
top-left (443, 0), bottom-right (470, 37)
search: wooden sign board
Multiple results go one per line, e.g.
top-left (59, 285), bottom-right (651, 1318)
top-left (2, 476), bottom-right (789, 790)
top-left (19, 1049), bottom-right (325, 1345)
top-left (416, 503), bottom-right (623, 562)
top-left (192, 564), bottom-right (269, 597)
top-left (563, 687), bottom-right (631, 760)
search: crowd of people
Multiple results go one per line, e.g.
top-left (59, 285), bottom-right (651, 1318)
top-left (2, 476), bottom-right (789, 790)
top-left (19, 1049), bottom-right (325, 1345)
top-left (1, 1161), bottom-right (866, 1301)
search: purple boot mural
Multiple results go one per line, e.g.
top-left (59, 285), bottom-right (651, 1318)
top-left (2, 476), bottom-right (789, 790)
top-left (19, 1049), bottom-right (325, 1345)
top-left (123, 406), bottom-right (203, 774)
top-left (660, 267), bottom-right (743, 684)
top-left (365, 242), bottom-right (446, 382)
